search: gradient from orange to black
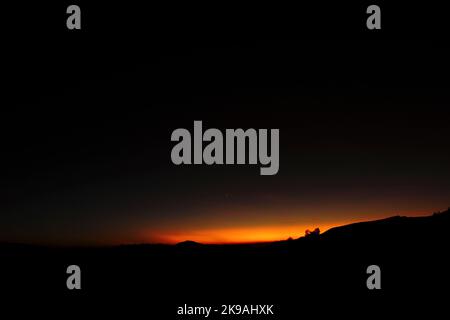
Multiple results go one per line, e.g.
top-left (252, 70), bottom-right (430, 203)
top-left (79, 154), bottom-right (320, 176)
top-left (1, 2), bottom-right (450, 246)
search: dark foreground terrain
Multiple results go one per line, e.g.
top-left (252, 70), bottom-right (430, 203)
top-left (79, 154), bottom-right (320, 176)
top-left (2, 209), bottom-right (449, 318)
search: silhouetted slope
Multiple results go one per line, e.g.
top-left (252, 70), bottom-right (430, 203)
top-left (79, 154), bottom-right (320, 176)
top-left (175, 240), bottom-right (203, 247)
top-left (320, 208), bottom-right (450, 243)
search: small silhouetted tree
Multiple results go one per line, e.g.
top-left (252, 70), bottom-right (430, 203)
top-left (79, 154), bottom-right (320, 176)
top-left (305, 227), bottom-right (320, 239)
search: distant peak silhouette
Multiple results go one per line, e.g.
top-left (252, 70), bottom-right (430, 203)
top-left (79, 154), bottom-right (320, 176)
top-left (176, 240), bottom-right (203, 247)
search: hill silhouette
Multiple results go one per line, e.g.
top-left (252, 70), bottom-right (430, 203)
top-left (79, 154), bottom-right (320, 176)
top-left (168, 208), bottom-right (450, 247)
top-left (175, 240), bottom-right (203, 247)
top-left (320, 208), bottom-right (450, 243)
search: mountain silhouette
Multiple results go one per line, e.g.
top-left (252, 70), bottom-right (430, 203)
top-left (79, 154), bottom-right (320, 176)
top-left (169, 208), bottom-right (450, 247)
top-left (319, 208), bottom-right (450, 243)
top-left (175, 240), bottom-right (203, 247)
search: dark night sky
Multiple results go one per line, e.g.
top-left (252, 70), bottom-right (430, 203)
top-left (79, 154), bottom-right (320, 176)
top-left (1, 2), bottom-right (450, 244)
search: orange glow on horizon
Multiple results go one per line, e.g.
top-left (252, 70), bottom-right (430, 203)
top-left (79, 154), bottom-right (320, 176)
top-left (143, 222), bottom-right (352, 244)
top-left (136, 208), bottom-right (438, 245)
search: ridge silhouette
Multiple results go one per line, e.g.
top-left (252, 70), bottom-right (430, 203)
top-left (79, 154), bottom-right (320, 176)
top-left (170, 208), bottom-right (450, 246)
